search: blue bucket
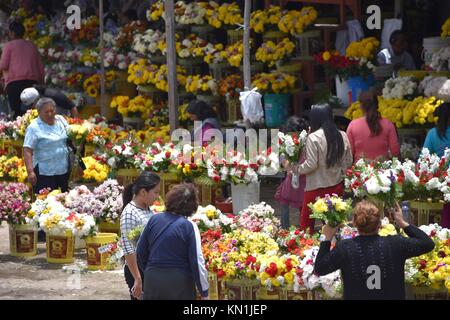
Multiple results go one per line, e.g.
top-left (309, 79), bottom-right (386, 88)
top-left (348, 75), bottom-right (375, 103)
top-left (263, 94), bottom-right (290, 128)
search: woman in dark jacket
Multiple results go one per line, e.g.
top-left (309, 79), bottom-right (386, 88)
top-left (136, 183), bottom-right (209, 300)
top-left (314, 200), bottom-right (435, 300)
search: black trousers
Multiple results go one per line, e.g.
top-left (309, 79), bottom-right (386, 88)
top-left (33, 165), bottom-right (70, 195)
top-left (143, 268), bottom-right (196, 300)
top-left (6, 80), bottom-right (37, 118)
top-left (124, 265), bottom-right (144, 300)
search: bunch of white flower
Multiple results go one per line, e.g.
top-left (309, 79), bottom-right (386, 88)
top-left (382, 76), bottom-right (417, 100)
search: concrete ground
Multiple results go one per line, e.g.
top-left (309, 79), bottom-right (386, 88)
top-left (0, 178), bottom-right (299, 300)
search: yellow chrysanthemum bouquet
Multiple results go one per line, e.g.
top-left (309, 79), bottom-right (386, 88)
top-left (256, 38), bottom-right (295, 67)
top-left (110, 95), bottom-right (153, 119)
top-left (185, 75), bottom-right (218, 95)
top-left (278, 6), bottom-right (318, 35)
top-left (81, 156), bottom-right (110, 183)
top-left (83, 71), bottom-right (117, 98)
top-left (309, 194), bottom-right (352, 227)
top-left (252, 72), bottom-right (296, 94)
top-left (217, 2), bottom-right (243, 26)
top-left (250, 6), bottom-right (282, 33)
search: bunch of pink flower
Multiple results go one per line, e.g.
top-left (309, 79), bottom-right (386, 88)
top-left (236, 202), bottom-right (280, 237)
top-left (0, 182), bottom-right (32, 225)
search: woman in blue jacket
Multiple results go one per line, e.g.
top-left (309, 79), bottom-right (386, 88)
top-left (136, 183), bottom-right (209, 300)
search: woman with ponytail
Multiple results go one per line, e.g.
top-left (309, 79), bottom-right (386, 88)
top-left (293, 104), bottom-right (353, 233)
top-left (346, 90), bottom-right (400, 162)
top-left (314, 200), bottom-right (434, 300)
top-left (120, 172), bottom-right (161, 300)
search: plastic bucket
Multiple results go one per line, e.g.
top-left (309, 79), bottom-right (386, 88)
top-left (85, 233), bottom-right (118, 271)
top-left (9, 224), bottom-right (38, 257)
top-left (46, 231), bottom-right (75, 264)
top-left (230, 181), bottom-right (260, 214)
top-left (98, 221), bottom-right (121, 236)
top-left (422, 37), bottom-right (450, 69)
top-left (347, 75), bottom-right (375, 103)
top-left (263, 94), bottom-right (290, 128)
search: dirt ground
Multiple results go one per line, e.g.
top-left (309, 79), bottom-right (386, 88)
top-left (0, 178), bottom-right (299, 300)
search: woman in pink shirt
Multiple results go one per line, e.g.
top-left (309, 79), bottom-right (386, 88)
top-left (346, 91), bottom-right (400, 162)
top-left (0, 22), bottom-right (45, 118)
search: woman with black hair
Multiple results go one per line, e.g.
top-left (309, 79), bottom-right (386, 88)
top-left (187, 100), bottom-right (221, 145)
top-left (346, 90), bottom-right (400, 162)
top-left (120, 172), bottom-right (161, 300)
top-left (293, 104), bottom-right (353, 233)
top-left (136, 184), bottom-right (209, 300)
top-left (423, 102), bottom-right (450, 228)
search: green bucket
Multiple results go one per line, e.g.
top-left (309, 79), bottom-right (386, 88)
top-left (263, 94), bottom-right (290, 128)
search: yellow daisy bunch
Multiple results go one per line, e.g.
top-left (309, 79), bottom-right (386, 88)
top-left (67, 124), bottom-right (89, 145)
top-left (110, 96), bottom-right (130, 116)
top-left (217, 2), bottom-right (243, 26)
top-left (346, 37), bottom-right (380, 60)
top-left (225, 41), bottom-right (244, 67)
top-left (127, 59), bottom-right (158, 86)
top-left (441, 18), bottom-right (450, 38)
top-left (278, 7), bottom-right (318, 35)
top-left (252, 72), bottom-right (296, 94)
top-left (255, 38), bottom-right (295, 67)
top-left (148, 1), bottom-right (164, 21)
top-left (111, 95), bottom-right (153, 119)
top-left (146, 64), bottom-right (187, 92)
top-left (80, 48), bottom-right (98, 67)
top-left (251, 6), bottom-right (282, 34)
top-left (185, 75), bottom-right (218, 95)
top-left (81, 156), bottom-right (110, 183)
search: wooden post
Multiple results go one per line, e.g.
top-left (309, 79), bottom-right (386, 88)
top-left (165, 0), bottom-right (179, 132)
top-left (99, 0), bottom-right (106, 117)
top-left (243, 0), bottom-right (251, 90)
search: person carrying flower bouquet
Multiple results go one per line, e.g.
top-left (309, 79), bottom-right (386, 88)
top-left (346, 90), bottom-right (400, 162)
top-left (314, 200), bottom-right (434, 300)
top-left (120, 172), bottom-right (161, 300)
top-left (292, 104), bottom-right (353, 233)
top-left (275, 116), bottom-right (309, 229)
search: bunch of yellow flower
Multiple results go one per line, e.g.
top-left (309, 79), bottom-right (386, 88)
top-left (225, 41), bottom-right (244, 67)
top-left (346, 37), bottom-right (380, 59)
top-left (83, 71), bottom-right (116, 98)
top-left (203, 44), bottom-right (227, 64)
top-left (258, 254), bottom-right (299, 289)
top-left (252, 72), bottom-right (296, 94)
top-left (251, 6), bottom-right (282, 33)
top-left (81, 156), bottom-right (110, 183)
top-left (23, 14), bottom-right (46, 40)
top-left (441, 18), bottom-right (450, 38)
top-left (217, 2), bottom-right (243, 26)
top-left (255, 38), bottom-right (295, 67)
top-left (150, 65), bottom-right (187, 92)
top-left (185, 75), bottom-right (218, 95)
top-left (18, 109), bottom-right (38, 137)
top-left (378, 218), bottom-right (398, 237)
top-left (127, 59), bottom-right (157, 86)
top-left (278, 7), bottom-right (318, 35)
top-left (146, 125), bottom-right (171, 144)
top-left (80, 48), bottom-right (99, 67)
top-left (110, 95), bottom-right (153, 119)
top-left (345, 96), bottom-right (443, 128)
top-left (199, 1), bottom-right (221, 28)
top-left (0, 156), bottom-right (28, 182)
top-left (179, 103), bottom-right (190, 122)
top-left (147, 1), bottom-right (164, 21)
top-left (67, 124), bottom-right (89, 146)
top-left (35, 35), bottom-right (52, 49)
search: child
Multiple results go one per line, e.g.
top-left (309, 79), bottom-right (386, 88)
top-left (275, 116), bottom-right (309, 229)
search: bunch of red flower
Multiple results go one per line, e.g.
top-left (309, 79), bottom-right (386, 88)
top-left (277, 227), bottom-right (319, 257)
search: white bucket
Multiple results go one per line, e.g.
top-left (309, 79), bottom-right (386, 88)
top-left (231, 182), bottom-right (260, 215)
top-left (335, 76), bottom-right (350, 107)
top-left (422, 37), bottom-right (450, 68)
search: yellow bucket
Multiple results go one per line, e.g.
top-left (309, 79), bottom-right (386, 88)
top-left (46, 231), bottom-right (75, 264)
top-left (9, 224), bottom-right (38, 257)
top-left (98, 221), bottom-right (121, 236)
top-left (85, 233), bottom-right (118, 271)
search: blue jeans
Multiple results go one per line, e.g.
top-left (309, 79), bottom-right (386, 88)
top-left (281, 205), bottom-right (290, 229)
